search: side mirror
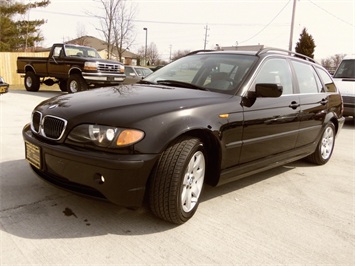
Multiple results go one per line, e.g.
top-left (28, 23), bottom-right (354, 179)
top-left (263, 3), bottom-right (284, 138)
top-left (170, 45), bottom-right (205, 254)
top-left (255, 83), bottom-right (283, 98)
top-left (241, 83), bottom-right (283, 108)
top-left (51, 55), bottom-right (58, 64)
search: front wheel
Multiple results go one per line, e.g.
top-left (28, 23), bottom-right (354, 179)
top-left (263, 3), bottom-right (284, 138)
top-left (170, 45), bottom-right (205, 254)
top-left (149, 137), bottom-right (206, 224)
top-left (58, 79), bottom-right (68, 92)
top-left (67, 74), bottom-right (87, 93)
top-left (307, 122), bottom-right (336, 165)
top-left (24, 71), bottom-right (40, 91)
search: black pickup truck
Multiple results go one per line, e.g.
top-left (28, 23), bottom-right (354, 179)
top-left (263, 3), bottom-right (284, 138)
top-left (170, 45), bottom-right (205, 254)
top-left (17, 44), bottom-right (126, 93)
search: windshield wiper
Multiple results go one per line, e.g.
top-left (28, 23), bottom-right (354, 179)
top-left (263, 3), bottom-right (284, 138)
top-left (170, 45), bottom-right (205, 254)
top-left (156, 80), bottom-right (208, 91)
top-left (137, 80), bottom-right (157, 85)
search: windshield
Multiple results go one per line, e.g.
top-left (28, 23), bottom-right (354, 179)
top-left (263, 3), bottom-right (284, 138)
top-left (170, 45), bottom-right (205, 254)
top-left (64, 45), bottom-right (102, 59)
top-left (144, 53), bottom-right (257, 94)
top-left (333, 60), bottom-right (355, 78)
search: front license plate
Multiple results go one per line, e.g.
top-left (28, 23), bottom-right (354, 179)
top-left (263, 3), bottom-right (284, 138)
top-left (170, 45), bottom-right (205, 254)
top-left (25, 141), bottom-right (41, 169)
top-left (0, 87), bottom-right (7, 93)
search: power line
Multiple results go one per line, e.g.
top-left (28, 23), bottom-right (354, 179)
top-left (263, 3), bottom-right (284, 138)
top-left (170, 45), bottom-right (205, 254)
top-left (308, 0), bottom-right (353, 27)
top-left (239, 0), bottom-right (291, 44)
top-left (32, 9), bottom-right (288, 27)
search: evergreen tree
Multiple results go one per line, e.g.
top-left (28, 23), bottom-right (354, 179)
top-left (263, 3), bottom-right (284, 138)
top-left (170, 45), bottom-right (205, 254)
top-left (295, 27), bottom-right (316, 59)
top-left (0, 0), bottom-right (50, 51)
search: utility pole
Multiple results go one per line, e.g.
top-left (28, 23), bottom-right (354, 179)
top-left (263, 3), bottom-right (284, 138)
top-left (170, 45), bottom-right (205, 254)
top-left (203, 25), bottom-right (210, 50)
top-left (143, 27), bottom-right (148, 65)
top-left (288, 0), bottom-right (297, 51)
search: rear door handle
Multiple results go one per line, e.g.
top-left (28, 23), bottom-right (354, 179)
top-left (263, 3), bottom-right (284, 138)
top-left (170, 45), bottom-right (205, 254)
top-left (289, 101), bottom-right (300, 110)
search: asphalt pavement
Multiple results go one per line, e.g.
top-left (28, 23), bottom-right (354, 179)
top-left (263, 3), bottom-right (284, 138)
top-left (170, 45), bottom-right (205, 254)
top-left (1, 88), bottom-right (354, 265)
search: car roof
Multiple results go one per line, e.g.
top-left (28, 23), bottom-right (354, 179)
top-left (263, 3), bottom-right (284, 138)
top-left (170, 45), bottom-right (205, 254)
top-left (342, 55), bottom-right (355, 60)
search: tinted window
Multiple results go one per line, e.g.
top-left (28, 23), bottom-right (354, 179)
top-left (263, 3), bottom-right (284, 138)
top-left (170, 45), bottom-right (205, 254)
top-left (124, 67), bottom-right (135, 76)
top-left (144, 54), bottom-right (257, 94)
top-left (333, 60), bottom-right (355, 78)
top-left (292, 61), bottom-right (320, 94)
top-left (253, 58), bottom-right (293, 95)
top-left (316, 67), bottom-right (337, 92)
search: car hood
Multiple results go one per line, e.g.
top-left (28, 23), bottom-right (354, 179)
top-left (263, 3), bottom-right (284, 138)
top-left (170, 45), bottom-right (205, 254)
top-left (334, 78), bottom-right (355, 96)
top-left (35, 84), bottom-right (232, 126)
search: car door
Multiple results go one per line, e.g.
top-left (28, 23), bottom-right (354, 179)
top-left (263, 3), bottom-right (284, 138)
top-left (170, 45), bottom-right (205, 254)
top-left (290, 60), bottom-right (328, 148)
top-left (239, 57), bottom-right (300, 164)
top-left (124, 66), bottom-right (139, 84)
top-left (47, 45), bottom-right (69, 78)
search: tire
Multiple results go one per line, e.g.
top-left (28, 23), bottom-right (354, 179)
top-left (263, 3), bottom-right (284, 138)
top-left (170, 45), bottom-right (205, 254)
top-left (24, 71), bottom-right (40, 92)
top-left (58, 79), bottom-right (68, 92)
top-left (149, 137), bottom-right (206, 224)
top-left (67, 74), bottom-right (87, 93)
top-left (307, 122), bottom-right (336, 165)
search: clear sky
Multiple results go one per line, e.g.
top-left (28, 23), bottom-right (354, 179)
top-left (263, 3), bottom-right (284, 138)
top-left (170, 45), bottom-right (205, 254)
top-left (28, 0), bottom-right (355, 61)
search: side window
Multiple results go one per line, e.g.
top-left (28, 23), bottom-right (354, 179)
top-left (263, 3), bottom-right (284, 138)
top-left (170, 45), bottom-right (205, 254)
top-left (316, 67), bottom-right (337, 92)
top-left (291, 60), bottom-right (321, 94)
top-left (124, 67), bottom-right (135, 76)
top-left (253, 58), bottom-right (293, 95)
top-left (52, 47), bottom-right (63, 57)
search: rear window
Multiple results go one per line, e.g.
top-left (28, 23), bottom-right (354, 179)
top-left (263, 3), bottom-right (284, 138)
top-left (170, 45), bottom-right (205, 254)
top-left (291, 60), bottom-right (321, 94)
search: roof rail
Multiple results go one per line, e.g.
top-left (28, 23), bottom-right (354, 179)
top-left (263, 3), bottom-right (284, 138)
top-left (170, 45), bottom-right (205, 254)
top-left (184, 49), bottom-right (215, 57)
top-left (257, 47), bottom-right (316, 63)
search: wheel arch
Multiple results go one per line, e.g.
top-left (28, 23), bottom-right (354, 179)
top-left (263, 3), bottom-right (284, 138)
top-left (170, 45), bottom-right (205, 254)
top-left (145, 126), bottom-right (222, 188)
top-left (179, 129), bottom-right (222, 186)
top-left (68, 67), bottom-right (82, 77)
top-left (24, 64), bottom-right (36, 74)
top-left (324, 112), bottom-right (341, 135)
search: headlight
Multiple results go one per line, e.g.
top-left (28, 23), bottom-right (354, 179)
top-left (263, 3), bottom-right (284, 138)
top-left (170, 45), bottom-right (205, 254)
top-left (119, 65), bottom-right (125, 74)
top-left (84, 62), bottom-right (98, 71)
top-left (67, 124), bottom-right (144, 148)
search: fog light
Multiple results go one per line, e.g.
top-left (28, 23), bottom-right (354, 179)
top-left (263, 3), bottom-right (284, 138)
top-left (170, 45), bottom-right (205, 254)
top-left (94, 173), bottom-right (105, 185)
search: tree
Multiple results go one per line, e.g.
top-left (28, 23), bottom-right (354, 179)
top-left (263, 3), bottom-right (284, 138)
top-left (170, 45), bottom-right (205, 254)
top-left (0, 0), bottom-right (50, 51)
top-left (96, 0), bottom-right (135, 61)
top-left (136, 42), bottom-right (161, 66)
top-left (295, 27), bottom-right (316, 59)
top-left (321, 54), bottom-right (346, 74)
top-left (97, 0), bottom-right (119, 58)
top-left (330, 54), bottom-right (345, 68)
top-left (112, 1), bottom-right (135, 62)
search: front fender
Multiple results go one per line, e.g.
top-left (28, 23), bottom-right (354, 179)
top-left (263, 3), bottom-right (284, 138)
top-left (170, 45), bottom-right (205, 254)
top-left (134, 111), bottom-right (224, 154)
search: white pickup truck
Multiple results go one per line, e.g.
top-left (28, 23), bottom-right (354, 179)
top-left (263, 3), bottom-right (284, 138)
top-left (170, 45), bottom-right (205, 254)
top-left (333, 55), bottom-right (355, 120)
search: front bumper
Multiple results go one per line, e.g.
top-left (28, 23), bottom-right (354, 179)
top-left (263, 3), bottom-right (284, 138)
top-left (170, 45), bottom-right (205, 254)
top-left (0, 83), bottom-right (9, 94)
top-left (82, 72), bottom-right (125, 85)
top-left (342, 95), bottom-right (355, 117)
top-left (22, 124), bottom-right (159, 207)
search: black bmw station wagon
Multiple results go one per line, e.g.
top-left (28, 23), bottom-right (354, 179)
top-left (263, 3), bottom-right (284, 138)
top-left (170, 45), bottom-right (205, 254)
top-left (23, 48), bottom-right (345, 224)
